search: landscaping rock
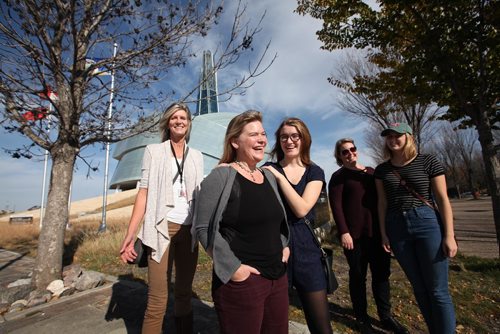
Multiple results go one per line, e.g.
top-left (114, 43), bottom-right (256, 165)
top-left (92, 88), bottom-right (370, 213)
top-left (63, 263), bottom-right (82, 287)
top-left (27, 290), bottom-right (51, 308)
top-left (46, 279), bottom-right (65, 296)
top-left (0, 303), bottom-right (9, 315)
top-left (0, 283), bottom-right (31, 304)
top-left (75, 270), bottom-right (105, 291)
top-left (59, 286), bottom-right (75, 297)
top-left (8, 299), bottom-right (28, 312)
top-left (7, 278), bottom-right (31, 288)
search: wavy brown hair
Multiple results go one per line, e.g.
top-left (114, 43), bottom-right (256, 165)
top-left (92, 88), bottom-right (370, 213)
top-left (270, 117), bottom-right (312, 165)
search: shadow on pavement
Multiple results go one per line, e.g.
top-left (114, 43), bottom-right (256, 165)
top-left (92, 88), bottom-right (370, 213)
top-left (104, 275), bottom-right (220, 334)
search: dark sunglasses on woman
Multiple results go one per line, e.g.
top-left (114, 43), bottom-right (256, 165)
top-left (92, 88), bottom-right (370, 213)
top-left (341, 146), bottom-right (357, 156)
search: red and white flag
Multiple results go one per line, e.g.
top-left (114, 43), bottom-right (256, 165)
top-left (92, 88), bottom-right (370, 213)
top-left (22, 107), bottom-right (48, 121)
top-left (38, 86), bottom-right (58, 101)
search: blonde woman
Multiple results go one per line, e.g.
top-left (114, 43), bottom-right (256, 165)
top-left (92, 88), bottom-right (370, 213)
top-left (374, 123), bottom-right (457, 334)
top-left (120, 102), bottom-right (204, 334)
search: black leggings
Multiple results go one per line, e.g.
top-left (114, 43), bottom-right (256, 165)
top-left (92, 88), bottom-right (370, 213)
top-left (298, 289), bottom-right (332, 334)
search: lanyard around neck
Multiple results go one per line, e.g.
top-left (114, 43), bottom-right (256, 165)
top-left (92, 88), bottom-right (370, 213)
top-left (170, 141), bottom-right (186, 185)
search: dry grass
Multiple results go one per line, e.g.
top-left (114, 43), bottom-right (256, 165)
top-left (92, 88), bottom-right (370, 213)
top-left (73, 220), bottom-right (149, 282)
top-left (0, 222), bottom-right (40, 257)
top-left (1, 207), bottom-right (498, 334)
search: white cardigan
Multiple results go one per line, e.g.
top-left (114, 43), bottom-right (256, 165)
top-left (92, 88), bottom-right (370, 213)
top-left (138, 140), bottom-right (204, 263)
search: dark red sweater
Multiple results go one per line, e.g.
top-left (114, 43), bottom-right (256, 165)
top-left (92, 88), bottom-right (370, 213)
top-left (328, 167), bottom-right (379, 239)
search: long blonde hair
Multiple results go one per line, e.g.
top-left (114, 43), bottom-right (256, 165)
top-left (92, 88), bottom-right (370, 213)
top-left (219, 110), bottom-right (263, 164)
top-left (158, 102), bottom-right (192, 142)
top-left (384, 133), bottom-right (417, 161)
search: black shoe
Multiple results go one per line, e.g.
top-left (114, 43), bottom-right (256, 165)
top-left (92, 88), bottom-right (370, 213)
top-left (357, 319), bottom-right (375, 334)
top-left (380, 316), bottom-right (410, 334)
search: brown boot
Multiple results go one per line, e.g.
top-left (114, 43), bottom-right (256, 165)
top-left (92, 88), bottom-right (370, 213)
top-left (174, 311), bottom-right (193, 334)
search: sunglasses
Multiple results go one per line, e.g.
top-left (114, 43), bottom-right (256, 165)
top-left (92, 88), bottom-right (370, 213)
top-left (341, 146), bottom-right (357, 156)
top-left (279, 133), bottom-right (301, 142)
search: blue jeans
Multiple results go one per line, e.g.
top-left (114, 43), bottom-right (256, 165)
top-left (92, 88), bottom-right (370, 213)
top-left (386, 206), bottom-right (455, 334)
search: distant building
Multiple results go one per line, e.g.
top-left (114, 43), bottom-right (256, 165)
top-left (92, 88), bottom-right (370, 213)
top-left (109, 51), bottom-right (236, 190)
top-left (197, 50), bottom-right (219, 115)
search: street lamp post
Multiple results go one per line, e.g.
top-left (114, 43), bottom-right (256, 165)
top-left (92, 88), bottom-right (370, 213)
top-left (98, 42), bottom-right (118, 233)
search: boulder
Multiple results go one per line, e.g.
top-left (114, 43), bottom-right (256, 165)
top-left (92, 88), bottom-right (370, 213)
top-left (8, 299), bottom-right (28, 312)
top-left (27, 290), bottom-right (51, 308)
top-left (63, 264), bottom-right (82, 287)
top-left (59, 286), bottom-right (75, 297)
top-left (0, 283), bottom-right (31, 304)
top-left (0, 302), bottom-right (9, 315)
top-left (7, 278), bottom-right (31, 288)
top-left (74, 270), bottom-right (105, 291)
top-left (46, 279), bottom-right (65, 296)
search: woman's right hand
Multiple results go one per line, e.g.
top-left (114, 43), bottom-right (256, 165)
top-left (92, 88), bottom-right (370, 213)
top-left (340, 233), bottom-right (354, 250)
top-left (119, 234), bottom-right (137, 263)
top-left (381, 234), bottom-right (392, 254)
top-left (262, 165), bottom-right (285, 182)
top-left (230, 264), bottom-right (261, 282)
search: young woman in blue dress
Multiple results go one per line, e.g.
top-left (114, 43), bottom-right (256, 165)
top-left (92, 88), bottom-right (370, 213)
top-left (264, 117), bottom-right (332, 334)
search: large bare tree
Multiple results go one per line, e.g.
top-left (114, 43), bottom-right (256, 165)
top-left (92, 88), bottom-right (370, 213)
top-left (0, 0), bottom-right (274, 291)
top-left (332, 50), bottom-right (444, 152)
top-left (433, 124), bottom-right (481, 197)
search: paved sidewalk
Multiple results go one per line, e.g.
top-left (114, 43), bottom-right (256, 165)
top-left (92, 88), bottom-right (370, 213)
top-left (451, 197), bottom-right (498, 258)
top-left (0, 249), bottom-right (311, 334)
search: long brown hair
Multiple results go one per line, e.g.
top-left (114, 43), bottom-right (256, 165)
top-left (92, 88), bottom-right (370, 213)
top-left (219, 110), bottom-right (263, 164)
top-left (158, 102), bottom-right (192, 142)
top-left (270, 117), bottom-right (312, 165)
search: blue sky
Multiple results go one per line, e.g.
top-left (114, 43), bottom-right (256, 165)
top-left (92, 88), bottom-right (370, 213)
top-left (0, 1), bottom-right (375, 211)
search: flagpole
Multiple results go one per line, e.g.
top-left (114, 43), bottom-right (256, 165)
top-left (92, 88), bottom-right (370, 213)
top-left (39, 104), bottom-right (52, 229)
top-left (99, 42), bottom-right (118, 233)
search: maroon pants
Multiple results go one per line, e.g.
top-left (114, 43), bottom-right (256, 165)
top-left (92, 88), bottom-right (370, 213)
top-left (213, 273), bottom-right (289, 334)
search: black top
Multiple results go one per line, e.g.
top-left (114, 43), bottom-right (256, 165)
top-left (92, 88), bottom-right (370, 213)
top-left (220, 173), bottom-right (286, 279)
top-left (374, 154), bottom-right (445, 212)
top-left (328, 167), bottom-right (378, 239)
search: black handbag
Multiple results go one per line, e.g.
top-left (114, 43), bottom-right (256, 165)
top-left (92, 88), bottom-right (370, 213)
top-left (127, 238), bottom-right (148, 268)
top-left (304, 218), bottom-right (339, 294)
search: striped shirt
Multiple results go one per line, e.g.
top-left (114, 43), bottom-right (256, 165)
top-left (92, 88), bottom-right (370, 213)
top-left (374, 154), bottom-right (445, 212)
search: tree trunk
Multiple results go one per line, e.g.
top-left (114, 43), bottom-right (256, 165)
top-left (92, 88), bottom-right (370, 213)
top-left (475, 121), bottom-right (500, 257)
top-left (32, 142), bottom-right (77, 291)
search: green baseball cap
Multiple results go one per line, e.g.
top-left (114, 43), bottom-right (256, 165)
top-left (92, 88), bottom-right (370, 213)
top-left (381, 122), bottom-right (413, 136)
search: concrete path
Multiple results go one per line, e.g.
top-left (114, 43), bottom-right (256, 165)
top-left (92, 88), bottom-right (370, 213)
top-left (0, 249), bottom-right (311, 334)
top-left (0, 197), bottom-right (496, 333)
top-left (451, 197), bottom-right (498, 259)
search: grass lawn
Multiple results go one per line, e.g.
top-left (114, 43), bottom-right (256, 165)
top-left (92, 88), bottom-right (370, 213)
top-left (1, 217), bottom-right (498, 333)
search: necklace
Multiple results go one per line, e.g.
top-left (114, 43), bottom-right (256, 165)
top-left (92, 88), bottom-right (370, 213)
top-left (235, 160), bottom-right (257, 182)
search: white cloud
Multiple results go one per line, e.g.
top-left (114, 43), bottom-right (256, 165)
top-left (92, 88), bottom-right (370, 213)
top-left (0, 1), bottom-right (379, 211)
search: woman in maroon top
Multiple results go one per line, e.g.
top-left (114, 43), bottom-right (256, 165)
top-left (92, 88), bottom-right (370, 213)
top-left (328, 138), bottom-right (408, 334)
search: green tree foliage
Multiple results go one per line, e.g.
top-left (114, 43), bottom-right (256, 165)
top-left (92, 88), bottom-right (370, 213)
top-left (297, 0), bottom-right (500, 254)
